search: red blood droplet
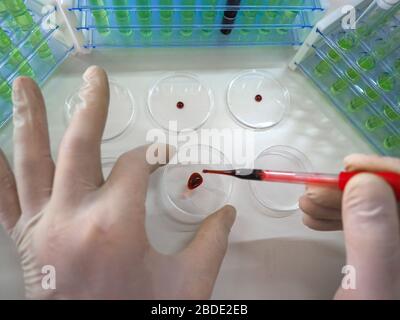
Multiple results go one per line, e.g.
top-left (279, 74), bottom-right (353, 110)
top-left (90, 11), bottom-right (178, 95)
top-left (255, 94), bottom-right (263, 102)
top-left (187, 172), bottom-right (203, 190)
top-left (177, 101), bottom-right (185, 109)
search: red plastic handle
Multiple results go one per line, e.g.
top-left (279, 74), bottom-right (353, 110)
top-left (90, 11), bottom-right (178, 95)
top-left (338, 171), bottom-right (400, 201)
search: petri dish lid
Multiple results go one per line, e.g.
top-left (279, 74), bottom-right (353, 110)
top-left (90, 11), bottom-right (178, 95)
top-left (65, 80), bottom-right (135, 142)
top-left (148, 73), bottom-right (213, 133)
top-left (249, 145), bottom-right (312, 217)
top-left (162, 144), bottom-right (233, 224)
top-left (227, 70), bottom-right (290, 129)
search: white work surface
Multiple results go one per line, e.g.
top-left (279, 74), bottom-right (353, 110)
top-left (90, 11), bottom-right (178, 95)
top-left (0, 0), bottom-right (374, 299)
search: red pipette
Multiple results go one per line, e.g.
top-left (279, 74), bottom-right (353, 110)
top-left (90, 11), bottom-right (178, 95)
top-left (202, 169), bottom-right (400, 200)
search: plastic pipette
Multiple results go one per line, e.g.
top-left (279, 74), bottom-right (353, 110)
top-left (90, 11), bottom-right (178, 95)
top-left (202, 169), bottom-right (400, 200)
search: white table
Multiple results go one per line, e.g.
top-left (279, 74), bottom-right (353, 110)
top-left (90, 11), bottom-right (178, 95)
top-left (0, 0), bottom-right (373, 299)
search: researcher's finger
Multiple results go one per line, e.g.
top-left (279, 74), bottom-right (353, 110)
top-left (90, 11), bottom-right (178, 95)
top-left (338, 173), bottom-right (400, 299)
top-left (299, 195), bottom-right (341, 220)
top-left (344, 154), bottom-right (400, 174)
top-left (54, 66), bottom-right (109, 198)
top-left (0, 150), bottom-right (20, 233)
top-left (179, 205), bottom-right (236, 298)
top-left (304, 185), bottom-right (343, 210)
top-left (12, 77), bottom-right (54, 217)
top-left (302, 215), bottom-right (343, 231)
top-left (105, 143), bottom-right (175, 212)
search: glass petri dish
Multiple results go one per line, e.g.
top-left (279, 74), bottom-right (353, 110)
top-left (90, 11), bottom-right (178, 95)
top-left (162, 144), bottom-right (233, 224)
top-left (148, 73), bottom-right (213, 133)
top-left (227, 70), bottom-right (290, 130)
top-left (65, 79), bottom-right (135, 142)
top-left (249, 145), bottom-right (313, 218)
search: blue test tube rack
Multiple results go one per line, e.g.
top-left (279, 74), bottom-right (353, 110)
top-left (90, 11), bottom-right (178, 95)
top-left (69, 0), bottom-right (326, 48)
top-left (291, 0), bottom-right (400, 157)
top-left (0, 0), bottom-right (74, 129)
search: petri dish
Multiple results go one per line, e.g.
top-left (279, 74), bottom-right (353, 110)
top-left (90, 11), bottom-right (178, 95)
top-left (249, 145), bottom-right (313, 217)
top-left (65, 79), bottom-right (135, 142)
top-left (162, 144), bottom-right (233, 224)
top-left (227, 70), bottom-right (290, 130)
top-left (148, 73), bottom-right (213, 133)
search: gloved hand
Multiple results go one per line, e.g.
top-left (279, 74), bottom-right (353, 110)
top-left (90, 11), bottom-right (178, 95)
top-left (300, 154), bottom-right (400, 299)
top-left (0, 66), bottom-right (236, 299)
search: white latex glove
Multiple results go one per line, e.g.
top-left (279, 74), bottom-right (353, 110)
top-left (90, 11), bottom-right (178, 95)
top-left (0, 66), bottom-right (236, 299)
top-left (300, 154), bottom-right (400, 299)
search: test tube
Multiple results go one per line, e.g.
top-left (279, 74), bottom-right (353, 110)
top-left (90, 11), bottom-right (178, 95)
top-left (345, 68), bottom-right (360, 82)
top-left (384, 135), bottom-right (400, 150)
top-left (355, 0), bottom-right (400, 40)
top-left (357, 53), bottom-right (376, 71)
top-left (201, 0), bottom-right (217, 37)
top-left (5, 0), bottom-right (54, 60)
top-left (137, 0), bottom-right (152, 39)
top-left (180, 0), bottom-right (195, 38)
top-left (347, 96), bottom-right (367, 112)
top-left (0, 1), bottom-right (8, 19)
top-left (365, 116), bottom-right (385, 131)
top-left (277, 10), bottom-right (298, 35)
top-left (330, 78), bottom-right (347, 95)
top-left (364, 86), bottom-right (380, 101)
top-left (160, 0), bottom-right (173, 38)
top-left (337, 32), bottom-right (357, 51)
top-left (113, 0), bottom-right (132, 36)
top-left (0, 77), bottom-right (12, 102)
top-left (240, 11), bottom-right (257, 37)
top-left (88, 0), bottom-right (111, 36)
top-left (394, 58), bottom-right (400, 75)
top-left (259, 11), bottom-right (277, 36)
top-left (377, 72), bottom-right (395, 92)
top-left (0, 28), bottom-right (35, 78)
top-left (221, 0), bottom-right (241, 35)
top-left (314, 60), bottom-right (331, 77)
top-left (384, 104), bottom-right (400, 121)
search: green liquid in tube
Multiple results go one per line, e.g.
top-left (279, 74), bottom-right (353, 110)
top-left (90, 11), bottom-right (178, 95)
top-left (348, 96), bottom-right (367, 112)
top-left (240, 11), bottom-right (256, 36)
top-left (378, 72), bottom-right (395, 92)
top-left (365, 116), bottom-right (385, 131)
top-left (384, 135), bottom-right (400, 150)
top-left (0, 28), bottom-right (35, 78)
top-left (314, 60), bottom-right (331, 77)
top-left (357, 54), bottom-right (376, 71)
top-left (277, 10), bottom-right (298, 35)
top-left (5, 0), bottom-right (54, 60)
top-left (384, 105), bottom-right (400, 121)
top-left (365, 87), bottom-right (379, 101)
top-left (259, 11), bottom-right (277, 35)
top-left (327, 49), bottom-right (341, 62)
top-left (330, 78), bottom-right (347, 94)
top-left (394, 58), bottom-right (400, 74)
top-left (88, 0), bottom-right (110, 36)
top-left (337, 33), bottom-right (357, 51)
top-left (201, 11), bottom-right (216, 37)
top-left (180, 0), bottom-right (195, 37)
top-left (113, 0), bottom-right (132, 36)
top-left (0, 78), bottom-right (12, 101)
top-left (345, 68), bottom-right (360, 82)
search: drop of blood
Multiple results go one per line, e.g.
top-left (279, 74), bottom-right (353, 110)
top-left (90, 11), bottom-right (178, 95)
top-left (177, 101), bottom-right (185, 109)
top-left (255, 94), bottom-right (263, 102)
top-left (187, 172), bottom-right (203, 190)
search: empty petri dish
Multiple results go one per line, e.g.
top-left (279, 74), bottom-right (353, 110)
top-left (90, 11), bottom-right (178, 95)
top-left (65, 79), bottom-right (135, 142)
top-left (227, 70), bottom-right (290, 129)
top-left (162, 144), bottom-right (233, 224)
top-left (148, 73), bottom-right (213, 133)
top-left (249, 145), bottom-right (313, 217)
